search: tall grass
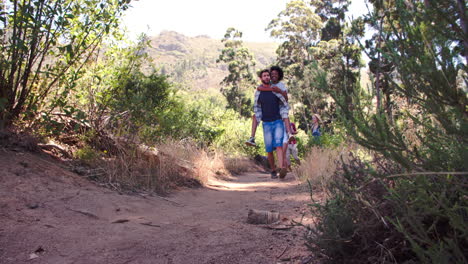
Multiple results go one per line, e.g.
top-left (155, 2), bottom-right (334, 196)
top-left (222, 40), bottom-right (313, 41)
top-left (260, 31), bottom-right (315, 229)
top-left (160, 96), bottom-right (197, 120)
top-left (294, 145), bottom-right (352, 191)
top-left (96, 143), bottom-right (197, 194)
top-left (73, 138), bottom-right (257, 194)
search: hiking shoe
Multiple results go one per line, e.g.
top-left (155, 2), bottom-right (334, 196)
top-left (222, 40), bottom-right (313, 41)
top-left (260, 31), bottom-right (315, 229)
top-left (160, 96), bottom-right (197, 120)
top-left (245, 137), bottom-right (256, 147)
top-left (270, 170), bottom-right (278, 179)
top-left (279, 167), bottom-right (287, 179)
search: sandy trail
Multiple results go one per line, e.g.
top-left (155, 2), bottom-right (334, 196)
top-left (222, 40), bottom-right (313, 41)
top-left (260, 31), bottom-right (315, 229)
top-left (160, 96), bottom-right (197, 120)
top-left (0, 151), bottom-right (314, 264)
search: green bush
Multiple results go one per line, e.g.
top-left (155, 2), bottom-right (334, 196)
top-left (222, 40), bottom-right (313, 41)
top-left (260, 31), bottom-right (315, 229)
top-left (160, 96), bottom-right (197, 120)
top-left (307, 130), bottom-right (345, 149)
top-left (74, 145), bottom-right (99, 162)
top-left (294, 129), bottom-right (308, 158)
top-left (142, 98), bottom-right (216, 143)
top-left (304, 1), bottom-right (468, 262)
top-left (390, 175), bottom-right (468, 263)
top-left (306, 155), bottom-right (468, 263)
top-left (211, 108), bottom-right (265, 157)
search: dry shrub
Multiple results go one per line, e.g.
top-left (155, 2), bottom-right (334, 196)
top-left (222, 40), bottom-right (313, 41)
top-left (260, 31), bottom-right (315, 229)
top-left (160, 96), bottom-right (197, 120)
top-left (305, 152), bottom-right (468, 264)
top-left (157, 139), bottom-right (198, 162)
top-left (158, 139), bottom-right (257, 178)
top-left (294, 145), bottom-right (352, 191)
top-left (158, 139), bottom-right (228, 183)
top-left (192, 149), bottom-right (227, 183)
top-left (223, 156), bottom-right (256, 175)
top-left (72, 139), bottom-right (202, 194)
top-left (97, 145), bottom-right (198, 194)
top-left (72, 137), bottom-right (259, 194)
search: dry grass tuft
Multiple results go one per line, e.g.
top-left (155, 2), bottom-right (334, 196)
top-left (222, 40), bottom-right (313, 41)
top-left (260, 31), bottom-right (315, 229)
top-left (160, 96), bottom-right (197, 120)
top-left (97, 146), bottom-right (197, 194)
top-left (223, 156), bottom-right (257, 175)
top-left (294, 145), bottom-right (352, 191)
top-left (192, 149), bottom-right (227, 183)
top-left (70, 139), bottom-right (201, 194)
top-left (158, 139), bottom-right (228, 183)
top-left (70, 137), bottom-right (259, 194)
top-left (158, 139), bottom-right (257, 178)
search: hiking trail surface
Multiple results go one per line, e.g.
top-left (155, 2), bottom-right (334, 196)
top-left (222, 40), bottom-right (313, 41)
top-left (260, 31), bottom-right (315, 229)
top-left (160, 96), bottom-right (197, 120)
top-left (1, 150), bottom-right (318, 264)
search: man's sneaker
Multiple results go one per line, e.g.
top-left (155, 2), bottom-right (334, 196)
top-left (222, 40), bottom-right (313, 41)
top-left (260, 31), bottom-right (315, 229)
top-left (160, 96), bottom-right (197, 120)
top-left (279, 167), bottom-right (287, 179)
top-left (245, 137), bottom-right (256, 147)
top-left (270, 170), bottom-right (278, 179)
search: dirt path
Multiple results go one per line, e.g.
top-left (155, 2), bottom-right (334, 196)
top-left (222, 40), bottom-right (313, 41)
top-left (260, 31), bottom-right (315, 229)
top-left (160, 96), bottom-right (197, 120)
top-left (0, 151), bottom-right (315, 264)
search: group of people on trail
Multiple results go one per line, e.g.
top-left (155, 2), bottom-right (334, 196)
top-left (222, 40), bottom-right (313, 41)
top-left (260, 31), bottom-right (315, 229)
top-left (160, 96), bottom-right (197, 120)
top-left (244, 66), bottom-right (315, 179)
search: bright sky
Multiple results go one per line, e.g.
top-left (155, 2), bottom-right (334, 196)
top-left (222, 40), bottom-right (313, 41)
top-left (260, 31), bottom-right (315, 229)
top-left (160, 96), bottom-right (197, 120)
top-left (121, 0), bottom-right (369, 42)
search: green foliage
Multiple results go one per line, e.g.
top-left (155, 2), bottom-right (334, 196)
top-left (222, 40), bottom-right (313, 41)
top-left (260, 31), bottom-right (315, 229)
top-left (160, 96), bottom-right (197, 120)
top-left (294, 128), bottom-right (309, 158)
top-left (171, 58), bottom-right (208, 85)
top-left (163, 93), bottom-right (264, 157)
top-left (72, 31), bottom-right (263, 158)
top-left (146, 31), bottom-right (278, 96)
top-left (147, 94), bottom-right (224, 145)
top-left (267, 0), bottom-right (322, 70)
top-left (217, 28), bottom-right (257, 117)
top-left (212, 109), bottom-right (265, 157)
top-left (306, 156), bottom-right (380, 263)
top-left (74, 145), bottom-right (99, 162)
top-left (268, 0), bottom-right (359, 129)
top-left (317, 0), bottom-right (468, 172)
top-left (312, 0), bottom-right (349, 42)
top-left (108, 71), bottom-right (171, 127)
top-left (101, 77), bottom-right (220, 146)
top-left (0, 0), bottom-right (130, 128)
top-left (390, 175), bottom-right (468, 263)
top-left (307, 132), bottom-right (344, 148)
top-left (305, 0), bottom-right (468, 262)
top-left (73, 34), bottom-right (182, 142)
top-left (307, 155), bottom-right (468, 263)
top-left (304, 119), bottom-right (346, 149)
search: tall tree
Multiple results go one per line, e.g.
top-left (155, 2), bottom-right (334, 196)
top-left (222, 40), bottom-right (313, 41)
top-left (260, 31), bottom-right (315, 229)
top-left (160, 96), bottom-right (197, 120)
top-left (267, 0), bottom-right (322, 76)
top-left (307, 2), bottom-right (468, 262)
top-left (318, 0), bottom-right (467, 171)
top-left (267, 0), bottom-right (360, 130)
top-left (216, 27), bottom-right (256, 117)
top-left (308, 0), bottom-right (362, 113)
top-left (266, 0), bottom-right (323, 129)
top-left (312, 0), bottom-right (349, 40)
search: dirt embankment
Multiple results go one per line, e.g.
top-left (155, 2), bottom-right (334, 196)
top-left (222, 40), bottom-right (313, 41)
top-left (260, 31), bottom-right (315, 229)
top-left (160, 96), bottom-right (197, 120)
top-left (0, 150), bottom-right (317, 264)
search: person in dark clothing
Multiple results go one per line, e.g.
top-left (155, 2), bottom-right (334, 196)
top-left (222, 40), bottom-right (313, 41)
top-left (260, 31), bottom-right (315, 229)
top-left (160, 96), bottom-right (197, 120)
top-left (253, 69), bottom-right (289, 179)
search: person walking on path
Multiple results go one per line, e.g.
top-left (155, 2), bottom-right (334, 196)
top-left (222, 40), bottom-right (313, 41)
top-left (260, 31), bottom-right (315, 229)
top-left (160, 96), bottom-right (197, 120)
top-left (253, 69), bottom-right (289, 179)
top-left (245, 66), bottom-right (294, 148)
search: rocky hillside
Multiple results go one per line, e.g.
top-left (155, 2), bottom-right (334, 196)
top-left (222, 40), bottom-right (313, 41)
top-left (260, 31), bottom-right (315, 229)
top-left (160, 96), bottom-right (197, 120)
top-left (146, 31), bottom-right (278, 93)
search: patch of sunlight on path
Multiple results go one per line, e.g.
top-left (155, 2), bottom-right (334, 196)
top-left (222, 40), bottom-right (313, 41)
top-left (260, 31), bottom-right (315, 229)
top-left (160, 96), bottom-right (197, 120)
top-left (206, 172), bottom-right (302, 192)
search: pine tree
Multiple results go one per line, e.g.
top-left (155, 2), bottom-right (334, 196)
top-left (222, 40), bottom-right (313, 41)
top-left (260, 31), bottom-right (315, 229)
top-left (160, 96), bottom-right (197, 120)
top-left (319, 0), bottom-right (467, 171)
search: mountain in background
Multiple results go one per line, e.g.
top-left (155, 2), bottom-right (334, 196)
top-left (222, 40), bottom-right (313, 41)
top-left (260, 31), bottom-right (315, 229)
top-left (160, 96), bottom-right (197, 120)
top-left (146, 31), bottom-right (278, 93)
